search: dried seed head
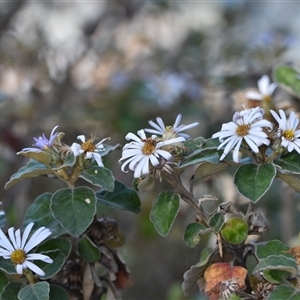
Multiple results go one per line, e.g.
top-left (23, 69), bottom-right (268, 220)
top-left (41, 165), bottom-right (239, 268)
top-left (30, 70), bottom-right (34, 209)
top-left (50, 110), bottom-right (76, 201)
top-left (150, 157), bottom-right (176, 181)
top-left (219, 278), bottom-right (241, 300)
top-left (254, 282), bottom-right (274, 300)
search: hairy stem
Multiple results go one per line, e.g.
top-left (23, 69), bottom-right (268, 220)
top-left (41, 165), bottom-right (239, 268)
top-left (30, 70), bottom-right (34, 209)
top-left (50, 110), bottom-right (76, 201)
top-left (164, 172), bottom-right (209, 223)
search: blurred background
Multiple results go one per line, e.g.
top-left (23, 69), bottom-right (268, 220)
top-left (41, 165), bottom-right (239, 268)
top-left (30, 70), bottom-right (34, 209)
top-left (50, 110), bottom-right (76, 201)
top-left (1, 1), bottom-right (300, 299)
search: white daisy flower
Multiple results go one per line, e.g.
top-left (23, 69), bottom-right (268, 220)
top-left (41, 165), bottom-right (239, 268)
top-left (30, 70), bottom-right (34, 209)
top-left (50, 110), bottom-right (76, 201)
top-left (212, 107), bottom-right (273, 162)
top-left (119, 129), bottom-right (185, 178)
top-left (144, 114), bottom-right (199, 140)
top-left (71, 135), bottom-right (108, 167)
top-left (0, 223), bottom-right (53, 276)
top-left (270, 109), bottom-right (300, 153)
top-left (245, 75), bottom-right (277, 101)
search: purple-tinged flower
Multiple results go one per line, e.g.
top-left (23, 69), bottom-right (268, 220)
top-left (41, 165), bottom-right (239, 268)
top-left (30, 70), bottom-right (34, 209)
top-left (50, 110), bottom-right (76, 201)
top-left (21, 126), bottom-right (59, 153)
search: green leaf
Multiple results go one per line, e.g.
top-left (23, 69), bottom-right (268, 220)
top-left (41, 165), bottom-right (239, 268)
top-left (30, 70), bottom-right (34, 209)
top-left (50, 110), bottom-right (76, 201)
top-left (18, 282), bottom-right (49, 300)
top-left (184, 137), bottom-right (206, 154)
top-left (203, 138), bottom-right (220, 150)
top-left (183, 222), bottom-right (211, 248)
top-left (0, 271), bottom-right (8, 294)
top-left (36, 238), bottom-right (71, 258)
top-left (36, 250), bottom-right (66, 280)
top-left (150, 191), bottom-right (180, 237)
top-left (256, 240), bottom-right (291, 259)
top-left (182, 248), bottom-right (215, 296)
top-left (220, 217), bottom-right (248, 244)
top-left (23, 193), bottom-right (66, 238)
top-left (49, 285), bottom-right (69, 300)
top-left (253, 255), bottom-right (297, 276)
top-left (267, 285), bottom-right (300, 300)
top-left (275, 151), bottom-right (300, 173)
top-left (274, 64), bottom-right (300, 98)
top-left (1, 282), bottom-right (23, 300)
top-left (191, 162), bottom-right (229, 185)
top-left (0, 211), bottom-right (6, 229)
top-left (263, 269), bottom-right (292, 284)
top-left (209, 212), bottom-right (225, 233)
top-left (178, 149), bottom-right (220, 169)
top-left (100, 143), bottom-right (121, 157)
top-left (80, 166), bottom-right (115, 191)
top-left (4, 159), bottom-right (51, 190)
top-left (0, 257), bottom-right (17, 274)
top-left (50, 187), bottom-right (96, 237)
top-left (78, 236), bottom-right (101, 263)
top-left (234, 163), bottom-right (276, 202)
top-left (17, 150), bottom-right (51, 166)
top-left (276, 172), bottom-right (300, 192)
top-left (52, 152), bottom-right (75, 170)
top-left (96, 180), bottom-right (141, 214)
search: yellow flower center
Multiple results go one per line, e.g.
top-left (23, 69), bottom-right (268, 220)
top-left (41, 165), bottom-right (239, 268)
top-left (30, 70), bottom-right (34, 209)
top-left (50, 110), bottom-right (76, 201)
top-left (142, 139), bottom-right (157, 155)
top-left (162, 126), bottom-right (177, 140)
top-left (236, 124), bottom-right (250, 137)
top-left (283, 129), bottom-right (295, 141)
top-left (11, 249), bottom-right (26, 265)
top-left (81, 139), bottom-right (96, 153)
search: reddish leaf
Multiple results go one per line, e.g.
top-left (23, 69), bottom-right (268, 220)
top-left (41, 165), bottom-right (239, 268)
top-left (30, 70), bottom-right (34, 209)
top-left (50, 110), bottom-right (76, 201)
top-left (204, 263), bottom-right (247, 300)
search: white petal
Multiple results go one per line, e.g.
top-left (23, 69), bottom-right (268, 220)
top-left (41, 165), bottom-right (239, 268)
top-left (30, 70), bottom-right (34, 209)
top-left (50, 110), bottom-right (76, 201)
top-left (0, 249), bottom-right (12, 256)
top-left (268, 82), bottom-right (277, 95)
top-left (149, 154), bottom-right (160, 167)
top-left (232, 139), bottom-right (243, 163)
top-left (16, 264), bottom-right (23, 274)
top-left (173, 114), bottom-right (182, 130)
top-left (24, 227), bottom-right (51, 253)
top-left (134, 157), bottom-right (149, 178)
top-left (156, 149), bottom-right (172, 161)
top-left (71, 143), bottom-right (82, 156)
top-left (25, 260), bottom-right (45, 276)
top-left (119, 149), bottom-right (142, 161)
top-left (258, 75), bottom-right (270, 95)
top-left (92, 153), bottom-right (104, 167)
top-left (77, 135), bottom-right (86, 142)
top-left (8, 227), bottom-right (18, 250)
top-left (125, 132), bottom-right (142, 143)
top-left (244, 136), bottom-right (259, 153)
top-left (156, 117), bottom-right (166, 132)
top-left (176, 122), bottom-right (199, 133)
top-left (129, 154), bottom-right (144, 170)
top-left (137, 129), bottom-right (147, 140)
top-left (27, 253), bottom-right (53, 263)
top-left (15, 229), bottom-right (21, 249)
top-left (245, 91), bottom-right (262, 100)
top-left (21, 223), bottom-right (34, 249)
top-left (0, 229), bottom-right (14, 252)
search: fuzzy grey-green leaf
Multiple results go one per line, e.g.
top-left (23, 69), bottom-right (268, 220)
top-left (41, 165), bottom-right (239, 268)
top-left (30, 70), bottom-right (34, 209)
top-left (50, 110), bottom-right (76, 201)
top-left (50, 187), bottom-right (96, 237)
top-left (150, 191), bottom-right (180, 237)
top-left (234, 163), bottom-right (276, 202)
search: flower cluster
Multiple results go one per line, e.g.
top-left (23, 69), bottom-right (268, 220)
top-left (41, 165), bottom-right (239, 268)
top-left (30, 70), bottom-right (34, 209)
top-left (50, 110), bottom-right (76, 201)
top-left (20, 126), bottom-right (109, 169)
top-left (212, 107), bottom-right (300, 162)
top-left (119, 114), bottom-right (198, 178)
